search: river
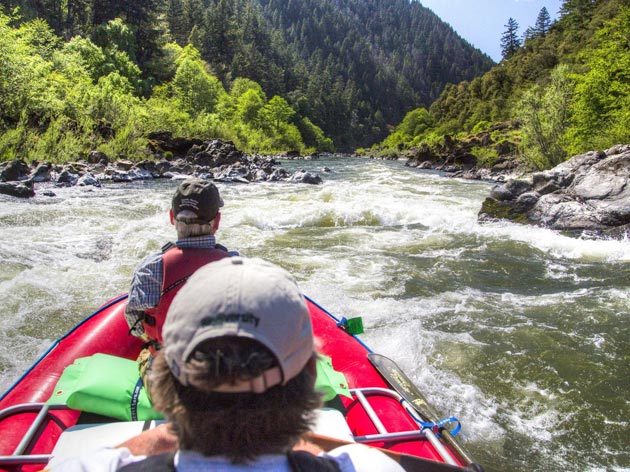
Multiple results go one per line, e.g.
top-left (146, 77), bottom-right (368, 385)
top-left (0, 156), bottom-right (628, 471)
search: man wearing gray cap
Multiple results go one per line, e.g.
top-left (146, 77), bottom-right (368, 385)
top-left (125, 178), bottom-right (235, 391)
top-left (47, 258), bottom-right (402, 471)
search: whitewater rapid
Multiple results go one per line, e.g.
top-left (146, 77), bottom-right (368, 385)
top-left (1, 157), bottom-right (628, 471)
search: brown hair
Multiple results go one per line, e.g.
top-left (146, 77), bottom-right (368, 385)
top-left (150, 337), bottom-right (321, 463)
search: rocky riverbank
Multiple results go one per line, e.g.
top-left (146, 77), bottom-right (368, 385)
top-left (400, 121), bottom-right (526, 182)
top-left (478, 145), bottom-right (630, 239)
top-left (0, 134), bottom-right (323, 198)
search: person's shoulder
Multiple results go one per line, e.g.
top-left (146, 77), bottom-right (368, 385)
top-left (134, 250), bottom-right (163, 270)
top-left (323, 444), bottom-right (405, 472)
top-left (44, 447), bottom-right (143, 472)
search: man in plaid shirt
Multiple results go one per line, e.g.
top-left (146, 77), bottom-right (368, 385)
top-left (125, 178), bottom-right (236, 395)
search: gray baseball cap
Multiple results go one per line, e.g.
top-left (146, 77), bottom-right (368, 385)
top-left (162, 257), bottom-right (314, 393)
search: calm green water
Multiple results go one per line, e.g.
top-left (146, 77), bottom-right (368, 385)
top-left (0, 157), bottom-right (628, 471)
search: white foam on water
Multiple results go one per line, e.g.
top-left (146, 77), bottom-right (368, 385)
top-left (1, 159), bottom-right (628, 471)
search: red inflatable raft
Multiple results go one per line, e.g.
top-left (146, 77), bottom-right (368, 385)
top-left (0, 295), bottom-right (479, 471)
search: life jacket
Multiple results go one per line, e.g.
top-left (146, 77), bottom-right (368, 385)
top-left (142, 242), bottom-right (229, 350)
top-left (118, 450), bottom-right (342, 472)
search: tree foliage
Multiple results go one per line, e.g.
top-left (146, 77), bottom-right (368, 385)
top-left (0, 10), bottom-right (333, 161)
top-left (501, 17), bottom-right (521, 59)
top-left (535, 7), bottom-right (552, 36)
top-left (518, 65), bottom-right (573, 169)
top-left (1, 0), bottom-right (494, 149)
top-left (374, 0), bottom-right (628, 170)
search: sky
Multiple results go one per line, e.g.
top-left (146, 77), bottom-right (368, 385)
top-left (419, 0), bottom-right (564, 62)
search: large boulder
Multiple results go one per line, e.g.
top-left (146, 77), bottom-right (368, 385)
top-left (479, 145), bottom-right (630, 237)
top-left (30, 163), bottom-right (52, 183)
top-left (190, 140), bottom-right (245, 168)
top-left (289, 170), bottom-right (322, 185)
top-left (87, 151), bottom-right (109, 164)
top-left (0, 159), bottom-right (30, 182)
top-left (77, 173), bottom-right (101, 187)
top-left (0, 181), bottom-right (35, 198)
top-left (147, 131), bottom-right (203, 156)
top-left (57, 170), bottom-right (79, 186)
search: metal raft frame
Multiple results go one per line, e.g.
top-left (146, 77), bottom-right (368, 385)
top-left (349, 387), bottom-right (458, 466)
top-left (0, 402), bottom-right (69, 466)
top-left (0, 388), bottom-right (459, 467)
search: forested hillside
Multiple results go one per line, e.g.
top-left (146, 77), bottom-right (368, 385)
top-left (374, 0), bottom-right (629, 170)
top-left (0, 0), bottom-right (493, 159)
top-left (255, 0), bottom-right (493, 147)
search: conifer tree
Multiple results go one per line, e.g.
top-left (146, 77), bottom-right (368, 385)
top-left (535, 7), bottom-right (552, 35)
top-left (501, 17), bottom-right (521, 59)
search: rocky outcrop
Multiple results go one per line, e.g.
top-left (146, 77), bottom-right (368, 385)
top-left (479, 145), bottom-right (630, 238)
top-left (403, 121), bottom-right (524, 181)
top-left (0, 137), bottom-right (323, 199)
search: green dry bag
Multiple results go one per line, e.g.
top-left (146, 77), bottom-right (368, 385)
top-left (315, 355), bottom-right (351, 402)
top-left (48, 353), bottom-right (163, 422)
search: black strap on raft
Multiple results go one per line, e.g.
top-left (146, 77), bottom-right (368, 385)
top-left (118, 451), bottom-right (340, 471)
top-left (127, 314), bottom-right (147, 335)
top-left (287, 451), bottom-right (342, 472)
top-left (161, 242), bottom-right (175, 253)
top-left (129, 378), bottom-right (144, 422)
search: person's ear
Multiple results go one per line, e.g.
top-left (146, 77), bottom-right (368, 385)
top-left (306, 354), bottom-right (318, 387)
top-left (212, 211), bottom-right (221, 232)
top-left (169, 209), bottom-right (175, 226)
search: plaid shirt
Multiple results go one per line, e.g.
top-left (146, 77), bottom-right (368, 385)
top-left (125, 235), bottom-right (234, 337)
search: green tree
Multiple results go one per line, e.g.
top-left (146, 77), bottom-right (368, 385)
top-left (259, 95), bottom-right (295, 130)
top-left (236, 88), bottom-right (266, 124)
top-left (501, 17), bottom-right (522, 59)
top-left (535, 7), bottom-right (552, 35)
top-left (172, 45), bottom-right (225, 116)
top-left (567, 7), bottom-right (630, 153)
top-left (518, 64), bottom-right (573, 169)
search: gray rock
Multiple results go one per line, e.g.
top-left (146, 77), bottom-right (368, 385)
top-left (479, 145), bottom-right (630, 237)
top-left (253, 169), bottom-right (269, 181)
top-left (290, 171), bottom-right (322, 185)
top-left (504, 179), bottom-right (532, 197)
top-left (418, 161), bottom-right (433, 169)
top-left (128, 168), bottom-right (154, 180)
top-left (30, 163), bottom-right (52, 183)
top-left (87, 151), bottom-right (108, 164)
top-left (0, 159), bottom-right (29, 182)
top-left (57, 170), bottom-right (78, 185)
top-left (515, 191), bottom-right (540, 210)
top-left (112, 171), bottom-right (133, 182)
top-left (116, 160), bottom-right (135, 171)
top-left (490, 184), bottom-right (514, 201)
top-left (0, 181), bottom-right (34, 198)
top-left (77, 173), bottom-right (101, 187)
top-left (267, 169), bottom-right (286, 181)
top-left (535, 181), bottom-right (561, 196)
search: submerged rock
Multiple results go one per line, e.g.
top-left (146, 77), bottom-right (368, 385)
top-left (289, 170), bottom-right (322, 185)
top-left (479, 145), bottom-right (630, 238)
top-left (77, 173), bottom-right (101, 187)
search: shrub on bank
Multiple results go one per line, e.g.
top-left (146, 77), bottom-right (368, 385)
top-left (0, 11), bottom-right (333, 163)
